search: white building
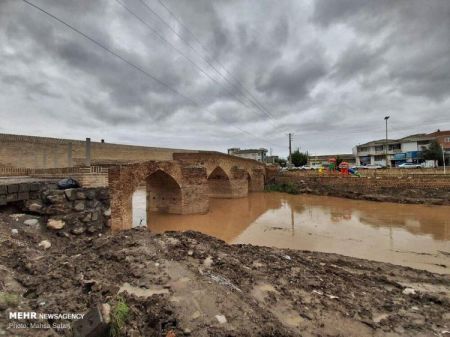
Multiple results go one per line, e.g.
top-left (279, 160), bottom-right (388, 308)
top-left (227, 148), bottom-right (268, 162)
top-left (353, 134), bottom-right (433, 167)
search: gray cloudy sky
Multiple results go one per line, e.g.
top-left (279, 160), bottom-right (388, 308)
top-left (1, 0), bottom-right (449, 157)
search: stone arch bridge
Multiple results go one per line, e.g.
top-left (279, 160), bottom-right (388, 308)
top-left (109, 152), bottom-right (267, 231)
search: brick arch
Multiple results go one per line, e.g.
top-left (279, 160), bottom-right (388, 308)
top-left (146, 169), bottom-right (182, 214)
top-left (173, 152), bottom-right (266, 195)
top-left (109, 160), bottom-right (209, 231)
top-left (207, 166), bottom-right (233, 198)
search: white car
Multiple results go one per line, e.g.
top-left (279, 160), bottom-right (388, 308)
top-left (398, 162), bottom-right (423, 169)
top-left (358, 164), bottom-right (383, 169)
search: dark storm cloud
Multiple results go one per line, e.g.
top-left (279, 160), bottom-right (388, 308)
top-left (313, 0), bottom-right (450, 101)
top-left (256, 50), bottom-right (328, 103)
top-left (331, 43), bottom-right (384, 82)
top-left (0, 0), bottom-right (449, 155)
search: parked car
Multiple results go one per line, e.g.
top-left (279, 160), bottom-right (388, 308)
top-left (357, 164), bottom-right (383, 169)
top-left (398, 162), bottom-right (424, 169)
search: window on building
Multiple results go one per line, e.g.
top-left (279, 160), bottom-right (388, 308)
top-left (375, 145), bottom-right (384, 151)
top-left (359, 147), bottom-right (369, 152)
top-left (374, 155), bottom-right (385, 161)
top-left (388, 143), bottom-right (401, 150)
top-left (445, 137), bottom-right (450, 142)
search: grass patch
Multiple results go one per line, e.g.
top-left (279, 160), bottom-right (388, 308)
top-left (110, 297), bottom-right (130, 337)
top-left (0, 292), bottom-right (20, 308)
top-left (265, 183), bottom-right (300, 195)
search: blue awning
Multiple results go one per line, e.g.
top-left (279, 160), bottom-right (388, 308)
top-left (394, 153), bottom-right (406, 160)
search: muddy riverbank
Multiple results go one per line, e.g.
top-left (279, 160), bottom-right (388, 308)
top-left (266, 180), bottom-right (450, 205)
top-left (0, 213), bottom-right (449, 337)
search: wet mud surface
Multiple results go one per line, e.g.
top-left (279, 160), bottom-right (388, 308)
top-left (0, 213), bottom-right (449, 337)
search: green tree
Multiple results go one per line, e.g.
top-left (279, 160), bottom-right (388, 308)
top-left (423, 140), bottom-right (443, 165)
top-left (290, 150), bottom-right (308, 167)
top-left (335, 156), bottom-right (343, 167)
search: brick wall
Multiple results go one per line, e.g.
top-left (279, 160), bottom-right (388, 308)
top-left (0, 133), bottom-right (197, 169)
top-left (275, 174), bottom-right (450, 192)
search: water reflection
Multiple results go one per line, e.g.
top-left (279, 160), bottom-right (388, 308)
top-left (133, 189), bottom-right (450, 274)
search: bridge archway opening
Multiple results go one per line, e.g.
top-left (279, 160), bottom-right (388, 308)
top-left (132, 184), bottom-right (147, 228)
top-left (146, 170), bottom-right (182, 215)
top-left (208, 166), bottom-right (232, 198)
top-left (246, 172), bottom-right (253, 193)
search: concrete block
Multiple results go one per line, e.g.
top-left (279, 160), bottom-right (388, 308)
top-left (30, 182), bottom-right (41, 191)
top-left (0, 195), bottom-right (6, 206)
top-left (17, 192), bottom-right (29, 201)
top-left (29, 191), bottom-right (40, 199)
top-left (6, 193), bottom-right (18, 202)
top-left (0, 185), bottom-right (7, 195)
top-left (19, 183), bottom-right (30, 192)
top-left (7, 184), bottom-right (19, 193)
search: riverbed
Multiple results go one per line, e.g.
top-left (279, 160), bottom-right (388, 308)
top-left (132, 190), bottom-right (450, 274)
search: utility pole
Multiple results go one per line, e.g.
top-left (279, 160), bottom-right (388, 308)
top-left (384, 116), bottom-right (390, 168)
top-left (288, 133), bottom-right (293, 165)
top-left (443, 144), bottom-right (446, 174)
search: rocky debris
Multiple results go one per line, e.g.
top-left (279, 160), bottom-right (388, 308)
top-left (402, 288), bottom-right (416, 295)
top-left (38, 240), bottom-right (51, 250)
top-left (11, 228), bottom-right (18, 235)
top-left (23, 218), bottom-right (39, 227)
top-left (215, 314), bottom-right (227, 324)
top-left (0, 220), bottom-right (448, 337)
top-left (47, 218), bottom-right (65, 230)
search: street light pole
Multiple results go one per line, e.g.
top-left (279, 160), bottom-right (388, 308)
top-left (384, 116), bottom-right (390, 168)
top-left (442, 144), bottom-right (446, 174)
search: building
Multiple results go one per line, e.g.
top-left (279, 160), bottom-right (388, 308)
top-left (308, 154), bottom-right (356, 167)
top-left (265, 155), bottom-right (279, 164)
top-left (428, 130), bottom-right (450, 153)
top-left (352, 132), bottom-right (447, 167)
top-left (227, 148), bottom-right (268, 162)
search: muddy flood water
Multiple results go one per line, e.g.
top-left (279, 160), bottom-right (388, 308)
top-left (132, 189), bottom-right (450, 274)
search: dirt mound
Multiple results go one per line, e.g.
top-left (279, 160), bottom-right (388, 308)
top-left (0, 214), bottom-right (449, 336)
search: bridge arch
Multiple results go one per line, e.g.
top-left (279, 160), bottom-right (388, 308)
top-left (109, 161), bottom-right (209, 231)
top-left (207, 166), bottom-right (233, 198)
top-left (146, 169), bottom-right (182, 214)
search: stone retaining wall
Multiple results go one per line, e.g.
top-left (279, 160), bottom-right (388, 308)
top-left (0, 181), bottom-right (49, 206)
top-left (22, 187), bottom-right (111, 235)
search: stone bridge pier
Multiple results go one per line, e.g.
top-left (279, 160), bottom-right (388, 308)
top-left (109, 161), bottom-right (208, 231)
top-left (207, 166), bottom-right (248, 198)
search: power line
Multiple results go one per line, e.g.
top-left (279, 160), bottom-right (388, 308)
top-left (21, 0), bottom-right (284, 149)
top-left (144, 0), bottom-right (278, 123)
top-left (114, 0), bottom-right (256, 112)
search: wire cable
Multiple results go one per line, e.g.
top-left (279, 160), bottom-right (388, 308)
top-left (21, 0), bottom-right (284, 149)
top-left (144, 0), bottom-right (278, 122)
